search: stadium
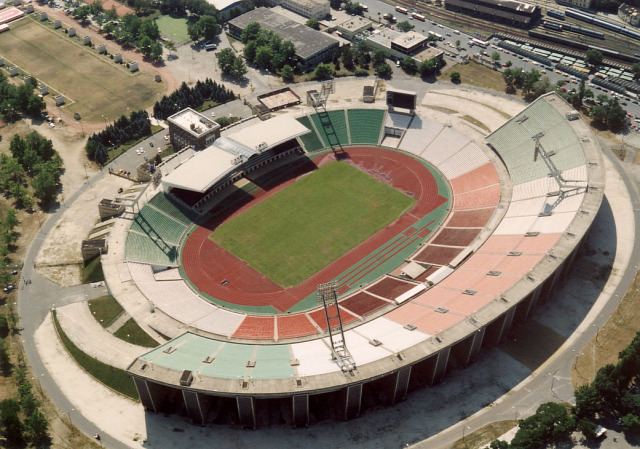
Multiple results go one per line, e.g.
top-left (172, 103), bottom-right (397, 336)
top-left (104, 90), bottom-right (604, 429)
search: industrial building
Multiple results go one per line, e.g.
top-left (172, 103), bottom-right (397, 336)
top-left (167, 108), bottom-right (221, 151)
top-left (266, 0), bottom-right (330, 20)
top-left (365, 29), bottom-right (443, 62)
top-left (228, 7), bottom-right (340, 68)
top-left (619, 3), bottom-right (640, 27)
top-left (445, 0), bottom-right (540, 28)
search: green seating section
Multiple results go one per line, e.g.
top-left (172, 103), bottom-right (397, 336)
top-left (311, 110), bottom-right (350, 148)
top-left (295, 116), bottom-right (325, 153)
top-left (131, 206), bottom-right (188, 244)
top-left (347, 109), bottom-right (385, 144)
top-left (125, 232), bottom-right (179, 266)
top-left (148, 193), bottom-right (198, 225)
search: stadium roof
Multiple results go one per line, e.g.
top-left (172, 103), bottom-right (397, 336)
top-left (161, 146), bottom-right (239, 193)
top-left (162, 115), bottom-right (311, 193)
top-left (226, 115), bottom-right (311, 151)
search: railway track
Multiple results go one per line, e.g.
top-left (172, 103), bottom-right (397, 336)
top-left (378, 0), bottom-right (637, 66)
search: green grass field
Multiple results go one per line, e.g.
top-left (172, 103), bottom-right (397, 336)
top-left (210, 162), bottom-right (415, 287)
top-left (0, 18), bottom-right (164, 122)
top-left (156, 15), bottom-right (191, 45)
top-left (88, 295), bottom-right (124, 328)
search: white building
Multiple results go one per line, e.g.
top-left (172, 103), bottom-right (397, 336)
top-left (619, 3), bottom-right (640, 27)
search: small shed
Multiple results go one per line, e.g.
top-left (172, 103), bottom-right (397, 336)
top-left (54, 95), bottom-right (65, 106)
top-left (97, 44), bottom-right (106, 54)
top-left (26, 4), bottom-right (33, 12)
top-left (38, 84), bottom-right (48, 95)
top-left (129, 61), bottom-right (138, 72)
top-left (113, 53), bottom-right (122, 63)
top-left (39, 11), bottom-right (47, 21)
top-left (53, 19), bottom-right (61, 29)
top-left (68, 27), bottom-right (76, 37)
top-left (82, 35), bottom-right (91, 45)
top-left (8, 66), bottom-right (18, 76)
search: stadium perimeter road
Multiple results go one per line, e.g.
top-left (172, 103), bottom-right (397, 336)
top-left (17, 84), bottom-right (640, 449)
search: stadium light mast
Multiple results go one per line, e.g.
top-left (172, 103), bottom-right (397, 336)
top-left (317, 281), bottom-right (356, 374)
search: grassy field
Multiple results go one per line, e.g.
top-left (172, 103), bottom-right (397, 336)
top-left (113, 318), bottom-right (159, 348)
top-left (88, 295), bottom-right (124, 328)
top-left (52, 310), bottom-right (139, 400)
top-left (0, 18), bottom-right (164, 122)
top-left (442, 61), bottom-right (509, 92)
top-left (211, 162), bottom-right (415, 287)
top-left (81, 257), bottom-right (104, 284)
top-left (156, 15), bottom-right (191, 44)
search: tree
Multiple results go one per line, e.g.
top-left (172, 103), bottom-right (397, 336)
top-left (305, 18), bottom-right (320, 30)
top-left (199, 15), bottom-right (220, 40)
top-left (25, 409), bottom-right (49, 445)
top-left (605, 97), bottom-right (627, 132)
top-left (138, 34), bottom-right (154, 59)
top-left (490, 51), bottom-right (501, 64)
top-left (0, 399), bottom-right (23, 446)
top-left (585, 49), bottom-right (603, 68)
top-left (401, 58), bottom-right (417, 74)
top-left (620, 414), bottom-right (640, 433)
top-left (450, 71), bottom-right (461, 83)
top-left (522, 69), bottom-right (541, 97)
top-left (241, 22), bottom-right (261, 44)
top-left (510, 402), bottom-right (575, 449)
top-left (574, 384), bottom-right (600, 419)
top-left (576, 418), bottom-right (598, 439)
top-left (531, 77), bottom-right (551, 100)
top-left (372, 50), bottom-right (386, 66)
top-left (418, 59), bottom-right (437, 77)
top-left (505, 60), bottom-right (512, 68)
top-left (489, 440), bottom-right (509, 449)
top-left (342, 46), bottom-right (354, 70)
top-left (281, 64), bottom-right (294, 82)
top-left (217, 48), bottom-right (237, 74)
top-left (32, 170), bottom-right (58, 206)
top-left (375, 62), bottom-right (392, 78)
top-left (0, 314), bottom-right (7, 338)
top-left (255, 45), bottom-right (274, 70)
top-left (396, 20), bottom-right (414, 32)
top-left (455, 39), bottom-right (461, 48)
top-left (231, 57), bottom-right (247, 80)
top-left (314, 63), bottom-right (333, 80)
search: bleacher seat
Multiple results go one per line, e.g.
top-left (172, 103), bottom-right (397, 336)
top-left (295, 116), bottom-right (325, 152)
top-left (311, 110), bottom-right (350, 147)
top-left (131, 206), bottom-right (188, 245)
top-left (347, 109), bottom-right (385, 144)
top-left (148, 193), bottom-right (198, 225)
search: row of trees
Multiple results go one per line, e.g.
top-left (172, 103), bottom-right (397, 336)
top-left (0, 73), bottom-right (46, 124)
top-left (241, 23), bottom-right (297, 74)
top-left (6, 132), bottom-right (63, 207)
top-left (152, 79), bottom-right (237, 120)
top-left (85, 110), bottom-right (152, 164)
top-left (159, 0), bottom-right (220, 18)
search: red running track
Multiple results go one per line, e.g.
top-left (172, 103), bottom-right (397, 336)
top-left (182, 147), bottom-right (447, 316)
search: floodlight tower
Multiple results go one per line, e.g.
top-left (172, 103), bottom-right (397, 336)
top-left (317, 281), bottom-right (356, 374)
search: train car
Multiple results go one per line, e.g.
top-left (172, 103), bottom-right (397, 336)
top-left (565, 8), bottom-right (594, 23)
top-left (543, 20), bottom-right (563, 31)
top-left (547, 10), bottom-right (565, 20)
top-left (590, 17), bottom-right (621, 32)
top-left (620, 27), bottom-right (640, 41)
top-left (395, 6), bottom-right (408, 14)
top-left (567, 24), bottom-right (605, 39)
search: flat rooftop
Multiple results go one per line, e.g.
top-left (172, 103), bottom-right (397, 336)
top-left (392, 31), bottom-right (428, 49)
top-left (168, 108), bottom-right (220, 137)
top-left (229, 8), bottom-right (339, 60)
top-left (367, 28), bottom-right (403, 48)
top-left (337, 16), bottom-right (372, 32)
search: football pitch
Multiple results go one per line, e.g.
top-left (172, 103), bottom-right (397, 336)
top-left (210, 161), bottom-right (416, 288)
top-left (0, 18), bottom-right (164, 122)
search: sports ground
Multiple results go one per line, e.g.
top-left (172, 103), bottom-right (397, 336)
top-left (0, 18), bottom-right (164, 121)
top-left (210, 161), bottom-right (416, 288)
top-left (182, 146), bottom-right (450, 317)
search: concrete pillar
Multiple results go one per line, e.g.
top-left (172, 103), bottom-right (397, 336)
top-left (236, 396), bottom-right (256, 429)
top-left (432, 347), bottom-right (450, 384)
top-left (341, 384), bottom-right (363, 420)
top-left (182, 390), bottom-right (205, 426)
top-left (292, 394), bottom-right (309, 428)
top-left (485, 308), bottom-right (514, 346)
top-left (514, 292), bottom-right (535, 323)
top-left (133, 377), bottom-right (156, 413)
top-left (391, 366), bottom-right (411, 405)
top-left (468, 326), bottom-right (486, 364)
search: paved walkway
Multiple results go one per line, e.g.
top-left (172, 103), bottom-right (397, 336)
top-left (106, 311), bottom-right (131, 334)
top-left (56, 302), bottom-right (147, 370)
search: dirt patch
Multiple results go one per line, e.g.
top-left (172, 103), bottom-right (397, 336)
top-left (99, 0), bottom-right (134, 16)
top-left (611, 147), bottom-right (627, 161)
top-left (461, 114), bottom-right (490, 132)
top-left (426, 105), bottom-right (458, 114)
top-left (572, 269), bottom-right (640, 387)
top-left (451, 420), bottom-right (516, 449)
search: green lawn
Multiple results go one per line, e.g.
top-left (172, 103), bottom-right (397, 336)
top-left (113, 318), bottom-right (159, 348)
top-left (81, 257), bottom-right (105, 284)
top-left (210, 162), bottom-right (415, 287)
top-left (156, 15), bottom-right (191, 45)
top-left (88, 295), bottom-right (124, 328)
